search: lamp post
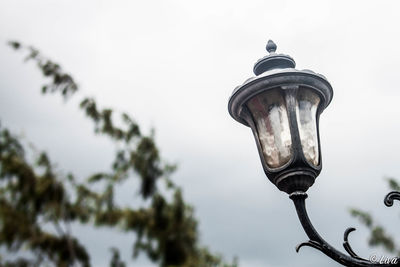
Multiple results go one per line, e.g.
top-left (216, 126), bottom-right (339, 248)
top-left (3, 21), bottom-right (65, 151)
top-left (228, 40), bottom-right (400, 266)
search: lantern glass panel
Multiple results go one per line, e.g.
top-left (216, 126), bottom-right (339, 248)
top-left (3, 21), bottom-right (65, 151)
top-left (296, 88), bottom-right (321, 166)
top-left (247, 89), bottom-right (292, 168)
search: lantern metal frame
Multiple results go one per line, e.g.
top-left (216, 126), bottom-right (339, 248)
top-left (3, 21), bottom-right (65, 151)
top-left (228, 40), bottom-right (400, 266)
top-left (228, 70), bottom-right (332, 193)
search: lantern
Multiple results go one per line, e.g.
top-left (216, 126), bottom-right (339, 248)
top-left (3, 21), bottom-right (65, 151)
top-left (228, 40), bottom-right (333, 194)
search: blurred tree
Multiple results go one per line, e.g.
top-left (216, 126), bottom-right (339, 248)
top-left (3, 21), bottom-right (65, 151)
top-left (350, 177), bottom-right (400, 256)
top-left (0, 41), bottom-right (238, 267)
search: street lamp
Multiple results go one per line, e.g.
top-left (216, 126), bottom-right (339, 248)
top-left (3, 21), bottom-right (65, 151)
top-left (228, 40), bottom-right (400, 266)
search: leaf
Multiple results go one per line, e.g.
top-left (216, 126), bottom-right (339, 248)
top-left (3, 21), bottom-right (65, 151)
top-left (349, 208), bottom-right (373, 227)
top-left (8, 41), bottom-right (21, 50)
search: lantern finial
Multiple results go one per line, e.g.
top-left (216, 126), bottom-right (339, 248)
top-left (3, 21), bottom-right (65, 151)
top-left (253, 40), bottom-right (295, 75)
top-left (266, 40), bottom-right (277, 53)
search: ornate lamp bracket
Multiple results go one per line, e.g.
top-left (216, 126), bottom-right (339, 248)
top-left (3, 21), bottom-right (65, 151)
top-left (290, 191), bottom-right (400, 266)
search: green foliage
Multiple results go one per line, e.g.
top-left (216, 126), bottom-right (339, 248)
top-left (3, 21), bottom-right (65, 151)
top-left (386, 177), bottom-right (400, 192)
top-left (0, 126), bottom-right (90, 266)
top-left (350, 177), bottom-right (400, 255)
top-left (349, 209), bottom-right (373, 228)
top-left (110, 248), bottom-right (127, 267)
top-left (1, 42), bottom-right (238, 266)
top-left (8, 41), bottom-right (78, 98)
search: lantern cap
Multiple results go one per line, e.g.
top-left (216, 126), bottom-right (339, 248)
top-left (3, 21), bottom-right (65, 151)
top-left (253, 40), bottom-right (296, 75)
top-left (228, 40), bottom-right (333, 127)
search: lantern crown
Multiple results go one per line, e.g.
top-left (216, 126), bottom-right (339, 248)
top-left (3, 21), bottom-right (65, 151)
top-left (253, 40), bottom-right (296, 75)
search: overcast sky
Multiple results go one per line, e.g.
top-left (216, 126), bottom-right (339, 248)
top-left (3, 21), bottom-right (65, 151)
top-left (1, 1), bottom-right (400, 266)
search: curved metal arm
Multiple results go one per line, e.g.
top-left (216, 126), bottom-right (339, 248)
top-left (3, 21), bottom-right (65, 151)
top-left (290, 191), bottom-right (400, 266)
